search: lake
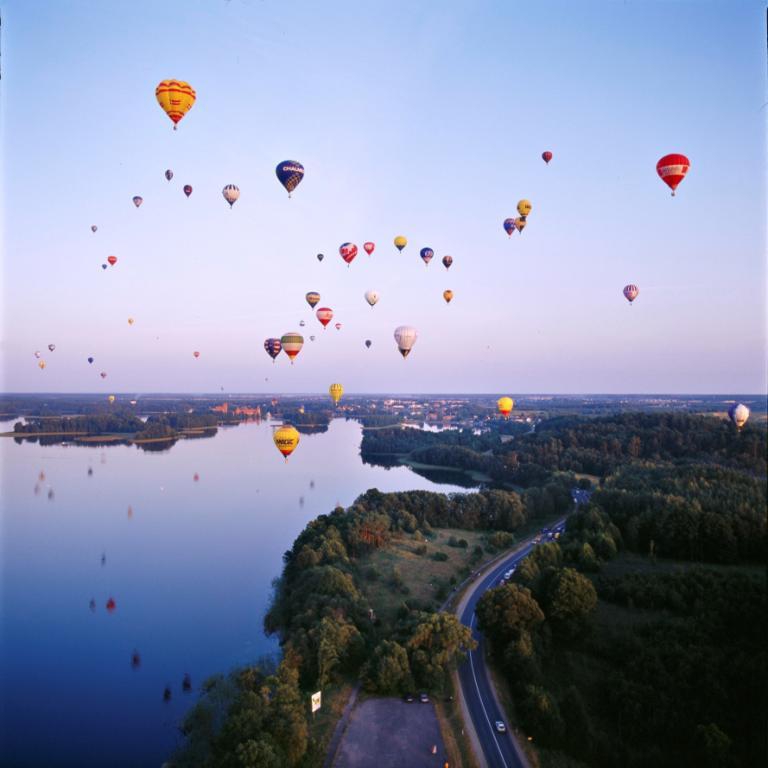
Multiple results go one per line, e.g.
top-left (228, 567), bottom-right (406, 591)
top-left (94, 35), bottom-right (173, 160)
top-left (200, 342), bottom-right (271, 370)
top-left (0, 418), bottom-right (471, 767)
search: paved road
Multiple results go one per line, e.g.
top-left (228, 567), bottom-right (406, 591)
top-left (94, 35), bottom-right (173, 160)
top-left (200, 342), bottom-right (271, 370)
top-left (457, 516), bottom-right (568, 768)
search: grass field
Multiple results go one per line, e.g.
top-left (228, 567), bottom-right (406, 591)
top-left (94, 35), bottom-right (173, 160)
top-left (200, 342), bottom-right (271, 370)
top-left (357, 528), bottom-right (491, 624)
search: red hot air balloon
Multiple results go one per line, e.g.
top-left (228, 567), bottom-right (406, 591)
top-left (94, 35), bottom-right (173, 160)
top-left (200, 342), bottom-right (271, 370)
top-left (316, 307), bottom-right (333, 328)
top-left (183, 185), bottom-right (193, 197)
top-left (339, 242), bottom-right (358, 266)
top-left (623, 284), bottom-right (639, 304)
top-left (100, 371), bottom-right (108, 379)
top-left (193, 351), bottom-right (200, 358)
top-left (107, 255), bottom-right (117, 266)
top-left (542, 151), bottom-right (553, 164)
top-left (106, 598), bottom-right (116, 613)
top-left (364, 242), bottom-right (375, 255)
top-left (656, 154), bottom-right (690, 196)
top-left (335, 322), bottom-right (342, 331)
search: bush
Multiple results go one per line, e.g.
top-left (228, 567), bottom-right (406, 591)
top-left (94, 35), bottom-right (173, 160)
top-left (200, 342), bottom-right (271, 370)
top-left (433, 552), bottom-right (449, 562)
top-left (414, 544), bottom-right (427, 556)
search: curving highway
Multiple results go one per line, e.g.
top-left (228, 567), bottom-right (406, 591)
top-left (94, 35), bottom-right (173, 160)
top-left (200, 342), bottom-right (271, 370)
top-left (456, 519), bottom-right (568, 768)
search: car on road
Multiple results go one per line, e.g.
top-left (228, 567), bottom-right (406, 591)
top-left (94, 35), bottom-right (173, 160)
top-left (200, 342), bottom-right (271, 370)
top-left (419, 692), bottom-right (429, 703)
top-left (403, 693), bottom-right (414, 703)
top-left (495, 720), bottom-right (506, 733)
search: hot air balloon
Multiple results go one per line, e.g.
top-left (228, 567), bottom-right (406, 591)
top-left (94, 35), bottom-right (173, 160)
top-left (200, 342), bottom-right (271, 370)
top-left (394, 235), bottom-right (407, 252)
top-left (329, 383), bottom-right (344, 406)
top-left (101, 264), bottom-right (108, 270)
top-left (542, 151), bottom-right (552, 164)
top-left (364, 242), bottom-right (375, 255)
top-left (442, 255), bottom-right (453, 269)
top-left (106, 597), bottom-right (116, 611)
top-left (275, 160), bottom-right (304, 197)
top-left (317, 253), bottom-right (324, 262)
top-left (364, 289), bottom-right (380, 307)
top-left (193, 351), bottom-right (200, 358)
top-left (108, 395), bottom-right (116, 404)
top-left (339, 242), bottom-right (358, 266)
top-left (38, 360), bottom-right (46, 370)
top-left (183, 185), bottom-right (193, 197)
top-left (394, 325), bottom-right (417, 359)
top-left (443, 290), bottom-right (454, 304)
top-left (503, 218), bottom-right (516, 237)
top-left (48, 344), bottom-right (55, 352)
top-left (514, 217), bottom-right (527, 233)
top-left (273, 425), bottom-right (300, 460)
top-left (335, 322), bottom-right (342, 331)
top-left (155, 79), bottom-right (196, 129)
top-left (316, 307), bottom-right (333, 328)
top-left (299, 320), bottom-right (306, 327)
top-left (107, 256), bottom-right (117, 266)
top-left (306, 292), bottom-right (321, 309)
top-left (165, 169), bottom-right (173, 181)
top-left (129, 400), bottom-right (137, 406)
top-left (264, 338), bottom-right (282, 362)
top-left (100, 372), bottom-right (107, 379)
top-left (420, 247), bottom-right (434, 266)
top-left (280, 333), bottom-right (304, 363)
top-left (222, 185), bottom-right (240, 208)
top-left (91, 225), bottom-right (98, 233)
top-left (623, 284), bottom-right (639, 304)
top-left (310, 335), bottom-right (316, 342)
top-left (132, 196), bottom-right (143, 208)
top-left (128, 317), bottom-right (134, 325)
top-left (34, 351), bottom-right (41, 358)
top-left (517, 200), bottom-right (532, 216)
top-left (497, 397), bottom-right (514, 418)
top-left (87, 357), bottom-right (94, 364)
top-left (365, 340), bottom-right (372, 349)
top-left (656, 154), bottom-right (690, 196)
top-left (728, 403), bottom-right (750, 429)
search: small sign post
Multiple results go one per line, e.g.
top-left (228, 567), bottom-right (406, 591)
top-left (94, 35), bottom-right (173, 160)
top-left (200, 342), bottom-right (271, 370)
top-left (311, 691), bottom-right (322, 717)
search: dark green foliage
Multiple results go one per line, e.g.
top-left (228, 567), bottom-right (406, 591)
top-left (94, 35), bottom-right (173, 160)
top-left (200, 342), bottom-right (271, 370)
top-left (14, 411), bottom-right (144, 434)
top-left (432, 551), bottom-right (449, 562)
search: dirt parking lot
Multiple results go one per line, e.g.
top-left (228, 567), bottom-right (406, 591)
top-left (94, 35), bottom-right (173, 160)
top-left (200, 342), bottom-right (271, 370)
top-left (334, 697), bottom-right (449, 768)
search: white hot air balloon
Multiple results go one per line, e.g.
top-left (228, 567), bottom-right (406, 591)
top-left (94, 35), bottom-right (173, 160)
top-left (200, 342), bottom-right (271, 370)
top-left (364, 289), bottom-right (380, 307)
top-left (222, 185), bottom-right (240, 208)
top-left (394, 325), bottom-right (418, 359)
top-left (728, 403), bottom-right (750, 429)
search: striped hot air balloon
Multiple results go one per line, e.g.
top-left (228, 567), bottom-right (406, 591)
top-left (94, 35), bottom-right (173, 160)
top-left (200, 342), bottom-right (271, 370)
top-left (329, 383), bottom-right (344, 406)
top-left (623, 284), bottom-right (639, 304)
top-left (656, 154), bottom-right (690, 196)
top-left (155, 80), bottom-right (196, 129)
top-left (316, 307), bottom-right (334, 328)
top-left (394, 325), bottom-right (418, 359)
top-left (222, 185), bottom-right (240, 208)
top-left (264, 338), bottom-right (282, 362)
top-left (280, 333), bottom-right (304, 364)
top-left (306, 292), bottom-right (321, 309)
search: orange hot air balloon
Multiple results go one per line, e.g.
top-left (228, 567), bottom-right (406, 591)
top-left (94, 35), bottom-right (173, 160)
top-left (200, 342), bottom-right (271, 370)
top-left (273, 425), bottom-right (300, 461)
top-left (107, 256), bottom-right (117, 266)
top-left (443, 290), bottom-right (454, 304)
top-left (155, 80), bottom-right (196, 129)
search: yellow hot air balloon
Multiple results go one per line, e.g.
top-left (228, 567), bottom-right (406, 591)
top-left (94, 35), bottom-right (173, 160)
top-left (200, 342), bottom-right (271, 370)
top-left (155, 80), bottom-right (196, 129)
top-left (517, 199), bottom-right (532, 216)
top-left (394, 235), bottom-right (408, 252)
top-left (329, 383), bottom-right (344, 406)
top-left (443, 290), bottom-right (454, 304)
top-left (38, 360), bottom-right (46, 370)
top-left (108, 395), bottom-right (116, 404)
top-left (273, 425), bottom-right (300, 461)
top-left (497, 397), bottom-right (514, 418)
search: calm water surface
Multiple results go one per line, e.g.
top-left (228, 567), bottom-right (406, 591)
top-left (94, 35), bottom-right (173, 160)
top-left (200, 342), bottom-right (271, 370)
top-left (0, 418), bottom-right (470, 767)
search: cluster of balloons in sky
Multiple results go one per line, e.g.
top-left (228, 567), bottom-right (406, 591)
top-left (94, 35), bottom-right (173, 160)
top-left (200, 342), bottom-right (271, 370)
top-left (41, 79), bottom-right (731, 461)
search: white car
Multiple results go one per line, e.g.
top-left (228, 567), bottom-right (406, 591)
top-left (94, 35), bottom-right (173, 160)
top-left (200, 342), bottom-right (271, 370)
top-left (495, 720), bottom-right (506, 733)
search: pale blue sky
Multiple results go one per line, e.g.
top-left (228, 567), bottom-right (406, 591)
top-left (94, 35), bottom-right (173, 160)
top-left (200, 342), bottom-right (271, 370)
top-left (1, 0), bottom-right (765, 394)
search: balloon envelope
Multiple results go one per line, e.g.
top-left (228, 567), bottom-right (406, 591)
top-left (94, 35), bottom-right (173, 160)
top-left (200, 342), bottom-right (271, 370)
top-left (394, 235), bottom-right (407, 252)
top-left (442, 255), bottom-right (453, 269)
top-left (275, 160), bottom-right (304, 196)
top-left (503, 218), bottom-right (516, 236)
top-left (364, 289), bottom-right (380, 307)
top-left (339, 243), bottom-right (358, 265)
top-left (365, 340), bottom-right (372, 349)
top-left (183, 185), bottom-right (193, 197)
top-left (394, 325), bottom-right (417, 358)
top-left (107, 255), bottom-right (117, 266)
top-left (155, 79), bottom-right (196, 128)
top-left (165, 169), bottom-right (173, 181)
top-left (420, 247), bottom-right (434, 265)
top-left (264, 338), bottom-right (282, 361)
top-left (316, 307), bottom-right (333, 328)
top-left (306, 292), bottom-right (321, 309)
top-left (656, 153), bottom-right (690, 195)
top-left (280, 333), bottom-right (304, 363)
top-left (273, 425), bottom-right (300, 460)
top-left (364, 242), bottom-right (375, 255)
top-left (91, 225), bottom-right (98, 233)
top-left (317, 253), bottom-right (324, 262)
top-left (517, 199), bottom-right (532, 216)
top-left (222, 185), bottom-right (240, 207)
top-left (329, 383), bottom-right (344, 405)
top-left (623, 284), bottom-right (639, 303)
top-left (542, 151), bottom-right (552, 164)
top-left (443, 290), bottom-right (454, 303)
top-left (497, 397), bottom-right (514, 417)
top-left (728, 403), bottom-right (750, 429)
top-left (132, 196), bottom-right (143, 208)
